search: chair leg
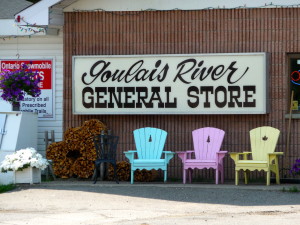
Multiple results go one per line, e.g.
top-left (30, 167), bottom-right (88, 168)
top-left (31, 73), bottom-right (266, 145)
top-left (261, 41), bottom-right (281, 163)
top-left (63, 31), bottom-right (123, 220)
top-left (93, 168), bottom-right (98, 184)
top-left (235, 170), bottom-right (239, 185)
top-left (267, 170), bottom-right (270, 186)
top-left (164, 170), bottom-right (167, 182)
top-left (274, 165), bottom-right (280, 184)
top-left (215, 168), bottom-right (219, 184)
top-left (221, 167), bottom-right (224, 184)
top-left (244, 170), bottom-right (249, 184)
top-left (183, 168), bottom-right (186, 184)
top-left (131, 170), bottom-right (134, 184)
top-left (100, 162), bottom-right (106, 181)
top-left (188, 169), bottom-right (192, 183)
top-left (93, 163), bottom-right (99, 184)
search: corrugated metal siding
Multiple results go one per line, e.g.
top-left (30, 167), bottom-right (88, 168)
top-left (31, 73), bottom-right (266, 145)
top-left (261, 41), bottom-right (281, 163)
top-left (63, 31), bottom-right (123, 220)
top-left (64, 8), bottom-right (300, 181)
top-left (0, 34), bottom-right (64, 154)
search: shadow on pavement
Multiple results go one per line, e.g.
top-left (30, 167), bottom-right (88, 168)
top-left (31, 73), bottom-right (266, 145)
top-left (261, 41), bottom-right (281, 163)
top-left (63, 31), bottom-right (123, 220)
top-left (12, 179), bottom-right (300, 207)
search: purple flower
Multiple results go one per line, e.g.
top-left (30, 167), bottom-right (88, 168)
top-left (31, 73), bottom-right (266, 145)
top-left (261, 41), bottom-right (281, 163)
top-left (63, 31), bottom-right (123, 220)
top-left (0, 65), bottom-right (41, 103)
top-left (290, 158), bottom-right (300, 176)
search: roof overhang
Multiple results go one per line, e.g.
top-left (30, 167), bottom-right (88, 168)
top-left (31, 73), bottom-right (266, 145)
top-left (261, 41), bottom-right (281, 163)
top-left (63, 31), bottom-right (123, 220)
top-left (16, 0), bottom-right (62, 26)
top-left (0, 19), bottom-right (46, 37)
top-left (3, 0), bottom-right (300, 37)
top-left (11, 0), bottom-right (78, 36)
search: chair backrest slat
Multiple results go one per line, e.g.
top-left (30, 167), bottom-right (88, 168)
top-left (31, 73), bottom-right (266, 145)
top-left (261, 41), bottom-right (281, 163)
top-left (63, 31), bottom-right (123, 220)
top-left (93, 135), bottom-right (119, 160)
top-left (250, 126), bottom-right (280, 161)
top-left (134, 127), bottom-right (167, 159)
top-left (192, 127), bottom-right (225, 160)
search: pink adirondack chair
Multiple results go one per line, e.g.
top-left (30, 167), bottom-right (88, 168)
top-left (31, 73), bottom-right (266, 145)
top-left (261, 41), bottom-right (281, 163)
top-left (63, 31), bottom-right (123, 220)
top-left (177, 127), bottom-right (227, 184)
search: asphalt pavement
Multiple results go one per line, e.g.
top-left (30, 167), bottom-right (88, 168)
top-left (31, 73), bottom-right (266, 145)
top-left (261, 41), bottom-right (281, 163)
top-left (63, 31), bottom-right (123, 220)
top-left (0, 180), bottom-right (300, 225)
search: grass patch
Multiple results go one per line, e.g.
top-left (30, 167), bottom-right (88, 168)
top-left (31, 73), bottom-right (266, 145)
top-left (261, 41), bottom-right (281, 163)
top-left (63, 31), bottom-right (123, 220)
top-left (41, 175), bottom-right (55, 182)
top-left (282, 186), bottom-right (300, 193)
top-left (0, 184), bottom-right (16, 193)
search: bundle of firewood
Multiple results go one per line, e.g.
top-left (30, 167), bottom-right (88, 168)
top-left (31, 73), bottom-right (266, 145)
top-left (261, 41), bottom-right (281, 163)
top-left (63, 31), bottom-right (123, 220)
top-left (107, 161), bottom-right (130, 181)
top-left (134, 169), bottom-right (158, 182)
top-left (107, 161), bottom-right (158, 182)
top-left (46, 119), bottom-right (107, 178)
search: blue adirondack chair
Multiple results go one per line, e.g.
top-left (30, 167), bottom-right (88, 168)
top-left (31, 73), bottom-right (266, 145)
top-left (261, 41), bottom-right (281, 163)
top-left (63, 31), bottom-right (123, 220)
top-left (124, 127), bottom-right (175, 184)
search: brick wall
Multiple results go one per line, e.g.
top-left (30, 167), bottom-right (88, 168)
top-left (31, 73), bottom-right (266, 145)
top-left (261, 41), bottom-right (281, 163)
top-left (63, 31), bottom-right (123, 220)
top-left (64, 8), bottom-right (300, 181)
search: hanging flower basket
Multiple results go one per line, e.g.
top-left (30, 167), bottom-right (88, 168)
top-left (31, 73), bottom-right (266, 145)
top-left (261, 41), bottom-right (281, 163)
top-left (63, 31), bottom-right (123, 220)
top-left (0, 63), bottom-right (41, 110)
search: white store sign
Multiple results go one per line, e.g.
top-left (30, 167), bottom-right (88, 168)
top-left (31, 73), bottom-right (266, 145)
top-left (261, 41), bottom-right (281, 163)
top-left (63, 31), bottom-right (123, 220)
top-left (73, 53), bottom-right (268, 114)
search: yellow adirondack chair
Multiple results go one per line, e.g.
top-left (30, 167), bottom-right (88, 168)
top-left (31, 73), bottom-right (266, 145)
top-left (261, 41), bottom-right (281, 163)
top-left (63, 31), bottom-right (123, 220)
top-left (229, 126), bottom-right (283, 186)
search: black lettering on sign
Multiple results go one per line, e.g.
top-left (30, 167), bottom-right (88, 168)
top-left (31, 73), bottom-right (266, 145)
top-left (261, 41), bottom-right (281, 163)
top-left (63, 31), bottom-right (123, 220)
top-left (82, 87), bottom-right (94, 108)
top-left (215, 86), bottom-right (227, 108)
top-left (81, 59), bottom-right (169, 85)
top-left (186, 85), bottom-right (256, 109)
top-left (81, 86), bottom-right (177, 109)
top-left (187, 86), bottom-right (199, 108)
top-left (124, 87), bottom-right (135, 108)
top-left (200, 86), bottom-right (213, 108)
top-left (228, 86), bottom-right (242, 108)
top-left (123, 61), bottom-right (144, 83)
top-left (81, 60), bottom-right (110, 85)
top-left (108, 87), bottom-right (123, 108)
top-left (136, 87), bottom-right (150, 108)
top-left (95, 87), bottom-right (107, 108)
top-left (243, 86), bottom-right (256, 107)
top-left (226, 61), bottom-right (249, 84)
top-left (149, 87), bottom-right (164, 108)
top-left (165, 86), bottom-right (177, 108)
top-left (173, 59), bottom-right (250, 84)
top-left (174, 59), bottom-right (196, 84)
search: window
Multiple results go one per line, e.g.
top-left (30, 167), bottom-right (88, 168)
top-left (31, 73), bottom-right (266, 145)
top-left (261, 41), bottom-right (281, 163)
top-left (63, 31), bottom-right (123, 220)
top-left (289, 54), bottom-right (300, 113)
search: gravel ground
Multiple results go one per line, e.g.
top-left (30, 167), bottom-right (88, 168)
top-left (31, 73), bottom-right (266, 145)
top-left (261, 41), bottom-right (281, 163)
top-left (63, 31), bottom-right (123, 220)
top-left (0, 180), bottom-right (300, 225)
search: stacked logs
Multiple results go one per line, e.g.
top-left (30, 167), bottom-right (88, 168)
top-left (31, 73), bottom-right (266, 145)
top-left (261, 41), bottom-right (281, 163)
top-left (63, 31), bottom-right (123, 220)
top-left (134, 169), bottom-right (158, 182)
top-left (108, 161), bottom-right (158, 182)
top-left (46, 119), bottom-right (107, 178)
top-left (108, 161), bottom-right (130, 181)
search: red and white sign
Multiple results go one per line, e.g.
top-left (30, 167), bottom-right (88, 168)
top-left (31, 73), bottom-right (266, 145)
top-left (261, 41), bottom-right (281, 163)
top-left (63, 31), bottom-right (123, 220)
top-left (0, 59), bottom-right (55, 119)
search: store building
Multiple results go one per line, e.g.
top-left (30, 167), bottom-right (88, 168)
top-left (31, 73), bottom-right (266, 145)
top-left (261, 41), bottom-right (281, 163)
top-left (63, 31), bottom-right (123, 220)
top-left (3, 0), bottom-right (300, 181)
top-left (0, 0), bottom-right (64, 152)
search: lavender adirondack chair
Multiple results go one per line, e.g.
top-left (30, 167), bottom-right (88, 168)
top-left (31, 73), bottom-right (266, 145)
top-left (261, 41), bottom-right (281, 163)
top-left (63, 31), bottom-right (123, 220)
top-left (177, 127), bottom-right (227, 184)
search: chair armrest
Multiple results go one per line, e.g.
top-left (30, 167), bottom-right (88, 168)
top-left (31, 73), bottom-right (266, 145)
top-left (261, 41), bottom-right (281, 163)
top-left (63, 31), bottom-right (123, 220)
top-left (186, 150), bottom-right (194, 153)
top-left (268, 152), bottom-right (284, 164)
top-left (124, 150), bottom-right (137, 163)
top-left (217, 151), bottom-right (228, 155)
top-left (163, 151), bottom-right (175, 163)
top-left (177, 150), bottom-right (194, 161)
top-left (217, 151), bottom-right (227, 158)
top-left (236, 152), bottom-right (252, 155)
top-left (229, 152), bottom-right (251, 162)
top-left (177, 151), bottom-right (193, 154)
top-left (268, 152), bottom-right (284, 156)
top-left (216, 151), bottom-right (227, 163)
